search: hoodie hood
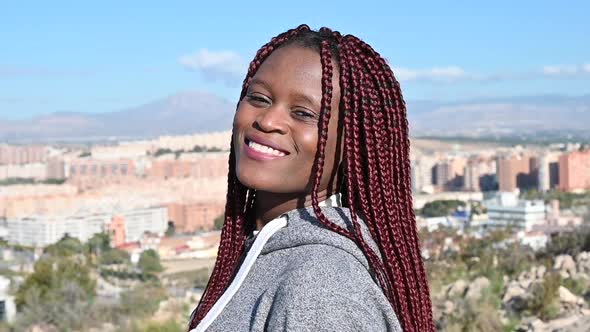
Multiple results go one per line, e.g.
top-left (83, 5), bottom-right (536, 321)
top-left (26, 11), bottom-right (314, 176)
top-left (259, 206), bottom-right (382, 274)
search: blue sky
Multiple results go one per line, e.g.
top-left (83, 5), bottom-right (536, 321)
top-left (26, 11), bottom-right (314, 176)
top-left (1, 1), bottom-right (588, 120)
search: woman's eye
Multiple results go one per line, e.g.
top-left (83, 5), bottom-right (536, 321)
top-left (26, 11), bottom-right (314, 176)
top-left (293, 110), bottom-right (316, 119)
top-left (246, 94), bottom-right (269, 106)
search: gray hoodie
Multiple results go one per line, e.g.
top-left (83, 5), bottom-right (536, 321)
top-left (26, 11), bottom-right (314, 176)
top-left (190, 203), bottom-right (403, 332)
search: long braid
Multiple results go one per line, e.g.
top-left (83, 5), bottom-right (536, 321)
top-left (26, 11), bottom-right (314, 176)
top-left (343, 39), bottom-right (415, 328)
top-left (353, 40), bottom-right (420, 330)
top-left (188, 26), bottom-right (434, 332)
top-left (339, 41), bottom-right (396, 303)
top-left (309, 37), bottom-right (356, 241)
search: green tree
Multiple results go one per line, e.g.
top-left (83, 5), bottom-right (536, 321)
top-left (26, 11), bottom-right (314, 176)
top-left (191, 145), bottom-right (205, 152)
top-left (421, 200), bottom-right (466, 217)
top-left (86, 232), bottom-right (112, 255)
top-left (42, 178), bottom-right (66, 185)
top-left (44, 233), bottom-right (84, 257)
top-left (15, 256), bottom-right (96, 308)
top-left (138, 249), bottom-right (164, 275)
top-left (154, 148), bottom-right (173, 157)
top-left (165, 221), bottom-right (176, 236)
top-left (100, 248), bottom-right (131, 265)
top-left (214, 213), bottom-right (225, 230)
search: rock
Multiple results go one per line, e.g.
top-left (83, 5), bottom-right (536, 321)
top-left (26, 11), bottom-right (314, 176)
top-left (519, 278), bottom-right (533, 290)
top-left (517, 317), bottom-right (545, 332)
top-left (535, 265), bottom-right (546, 279)
top-left (503, 284), bottom-right (527, 303)
top-left (443, 300), bottom-right (454, 314)
top-left (446, 279), bottom-right (468, 298)
top-left (576, 251), bottom-right (590, 273)
top-left (559, 286), bottom-right (583, 305)
top-left (560, 270), bottom-right (571, 279)
top-left (555, 254), bottom-right (577, 276)
top-left (544, 314), bottom-right (590, 332)
top-left (465, 276), bottom-right (490, 301)
top-left (28, 325), bottom-right (59, 332)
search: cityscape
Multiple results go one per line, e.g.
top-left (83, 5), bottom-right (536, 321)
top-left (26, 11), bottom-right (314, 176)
top-left (0, 132), bottom-right (589, 331)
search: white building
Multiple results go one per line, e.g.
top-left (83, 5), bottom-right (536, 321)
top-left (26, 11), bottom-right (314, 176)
top-left (5, 206), bottom-right (168, 247)
top-left (0, 276), bottom-right (16, 323)
top-left (121, 207), bottom-right (168, 243)
top-left (484, 192), bottom-right (547, 231)
top-left (517, 231), bottom-right (548, 251)
top-left (0, 163), bottom-right (47, 180)
top-left (6, 213), bottom-right (112, 247)
top-left (411, 155), bottom-right (437, 194)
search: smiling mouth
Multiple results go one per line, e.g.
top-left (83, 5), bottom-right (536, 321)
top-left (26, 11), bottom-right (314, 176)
top-left (244, 138), bottom-right (288, 157)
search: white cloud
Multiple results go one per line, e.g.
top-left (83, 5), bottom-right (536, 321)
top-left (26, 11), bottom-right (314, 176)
top-left (178, 49), bottom-right (247, 86)
top-left (542, 64), bottom-right (590, 77)
top-left (392, 66), bottom-right (470, 83)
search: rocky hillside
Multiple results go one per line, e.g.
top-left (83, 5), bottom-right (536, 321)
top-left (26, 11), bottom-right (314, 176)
top-left (434, 252), bottom-right (590, 332)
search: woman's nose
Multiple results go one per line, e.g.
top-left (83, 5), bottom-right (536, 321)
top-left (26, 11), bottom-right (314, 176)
top-left (254, 106), bottom-right (288, 134)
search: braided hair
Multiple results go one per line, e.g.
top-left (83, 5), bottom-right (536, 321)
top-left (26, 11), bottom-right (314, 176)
top-left (188, 24), bottom-right (433, 332)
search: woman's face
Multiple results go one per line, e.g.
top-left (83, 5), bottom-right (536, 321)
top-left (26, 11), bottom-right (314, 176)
top-left (233, 45), bottom-right (341, 196)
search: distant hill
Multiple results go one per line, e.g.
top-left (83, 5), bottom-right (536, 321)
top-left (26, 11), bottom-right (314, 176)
top-left (408, 94), bottom-right (590, 139)
top-left (0, 91), bottom-right (236, 143)
top-left (1, 92), bottom-right (589, 143)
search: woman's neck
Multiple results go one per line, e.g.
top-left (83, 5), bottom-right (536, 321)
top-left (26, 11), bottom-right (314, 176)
top-left (254, 189), bottom-right (336, 231)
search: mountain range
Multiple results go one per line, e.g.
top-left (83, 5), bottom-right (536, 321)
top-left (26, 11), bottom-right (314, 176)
top-left (1, 92), bottom-right (589, 143)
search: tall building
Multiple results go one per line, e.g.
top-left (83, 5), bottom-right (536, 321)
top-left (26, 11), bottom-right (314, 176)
top-left (167, 202), bottom-right (225, 233)
top-left (537, 152), bottom-right (560, 192)
top-left (0, 145), bottom-right (49, 165)
top-left (434, 157), bottom-right (466, 191)
top-left (463, 160), bottom-right (480, 192)
top-left (46, 158), bottom-right (66, 179)
top-left (411, 155), bottom-right (437, 194)
top-left (497, 154), bottom-right (537, 192)
top-left (558, 149), bottom-right (590, 192)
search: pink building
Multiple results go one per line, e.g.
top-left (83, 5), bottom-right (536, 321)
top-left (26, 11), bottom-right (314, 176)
top-left (497, 154), bottom-right (537, 192)
top-left (0, 144), bottom-right (48, 165)
top-left (558, 149), bottom-right (590, 192)
top-left (67, 159), bottom-right (136, 189)
top-left (108, 216), bottom-right (126, 248)
top-left (147, 158), bottom-right (228, 179)
top-left (167, 202), bottom-right (225, 233)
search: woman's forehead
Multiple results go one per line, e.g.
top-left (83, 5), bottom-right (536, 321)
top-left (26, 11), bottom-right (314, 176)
top-left (255, 46), bottom-right (322, 79)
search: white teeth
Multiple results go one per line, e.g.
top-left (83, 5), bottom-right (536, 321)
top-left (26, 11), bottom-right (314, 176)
top-left (248, 140), bottom-right (286, 156)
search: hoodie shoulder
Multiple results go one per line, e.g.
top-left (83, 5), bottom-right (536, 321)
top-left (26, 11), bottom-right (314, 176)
top-left (265, 245), bottom-right (402, 332)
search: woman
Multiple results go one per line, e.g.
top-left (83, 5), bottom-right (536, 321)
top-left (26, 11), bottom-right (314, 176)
top-left (188, 25), bottom-right (433, 332)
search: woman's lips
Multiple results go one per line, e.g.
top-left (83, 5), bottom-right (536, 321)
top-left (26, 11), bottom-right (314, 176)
top-left (243, 140), bottom-right (289, 161)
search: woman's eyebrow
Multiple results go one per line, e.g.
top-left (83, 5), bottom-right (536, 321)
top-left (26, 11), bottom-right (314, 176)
top-left (248, 78), bottom-right (272, 90)
top-left (290, 92), bottom-right (320, 110)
